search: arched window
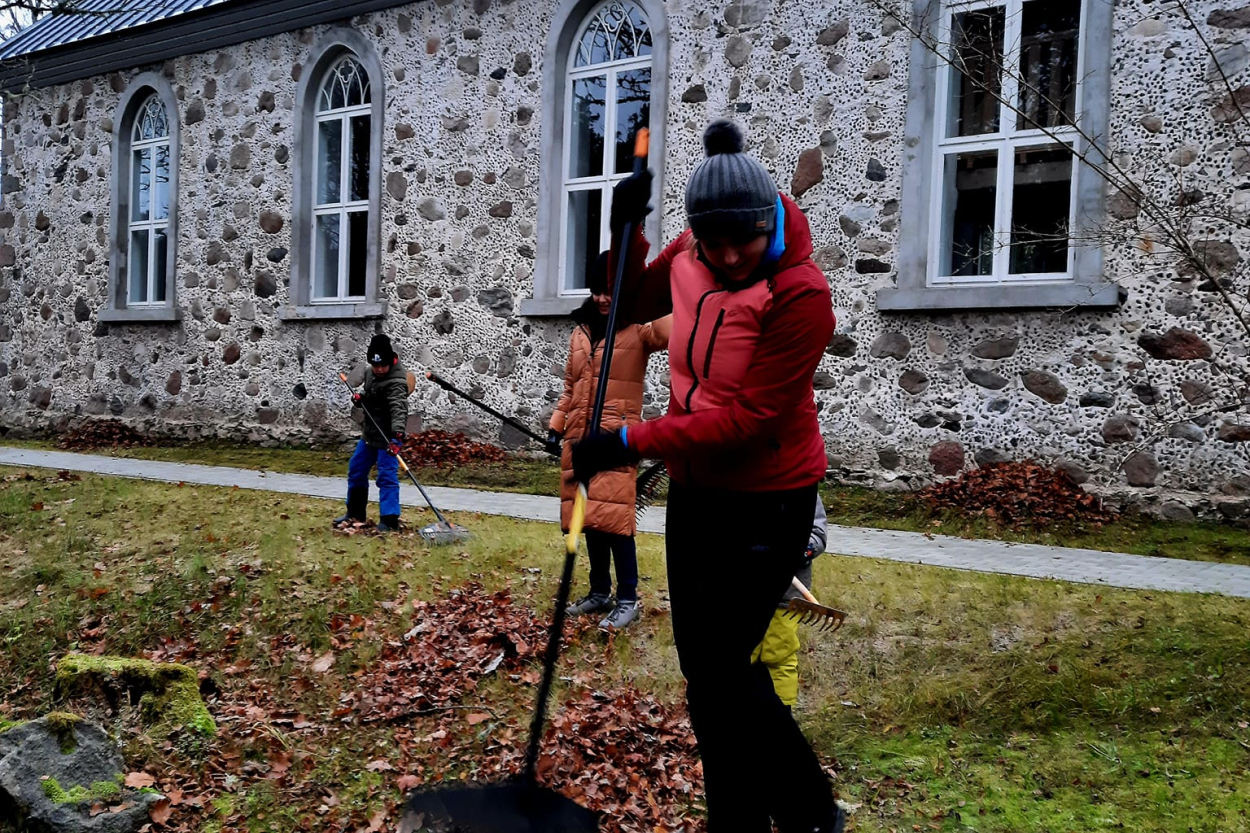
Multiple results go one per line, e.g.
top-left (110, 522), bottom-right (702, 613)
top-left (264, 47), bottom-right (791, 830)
top-left (522, 0), bottom-right (668, 316)
top-left (128, 94), bottom-right (171, 306)
top-left (313, 56), bottom-right (371, 302)
top-left (286, 29), bottom-right (385, 321)
top-left (561, 0), bottom-right (652, 294)
top-left (102, 72), bottom-right (180, 324)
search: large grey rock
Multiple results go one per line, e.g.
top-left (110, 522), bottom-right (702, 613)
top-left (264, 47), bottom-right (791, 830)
top-left (964, 368), bottom-right (1008, 390)
top-left (971, 336), bottom-right (1019, 360)
top-left (1123, 451), bottom-right (1159, 487)
top-left (1021, 370), bottom-right (1068, 404)
top-left (869, 332), bottom-right (910, 360)
top-left (0, 716), bottom-right (162, 833)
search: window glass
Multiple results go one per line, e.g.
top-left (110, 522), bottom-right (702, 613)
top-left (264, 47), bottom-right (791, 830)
top-left (1010, 145), bottom-right (1073, 273)
top-left (947, 7), bottom-right (1005, 138)
top-left (941, 150), bottom-right (998, 278)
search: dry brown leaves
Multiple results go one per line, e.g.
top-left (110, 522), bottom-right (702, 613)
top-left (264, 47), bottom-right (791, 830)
top-left (402, 430), bottom-right (508, 467)
top-left (920, 460), bottom-right (1115, 528)
top-left (56, 419), bottom-right (150, 451)
top-left (346, 582), bottom-right (557, 722)
top-left (536, 687), bottom-right (705, 833)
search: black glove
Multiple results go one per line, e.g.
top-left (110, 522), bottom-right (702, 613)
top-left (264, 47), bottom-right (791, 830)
top-left (609, 168), bottom-right (654, 236)
top-left (544, 429), bottom-right (563, 458)
top-left (351, 392), bottom-right (362, 404)
top-left (800, 546), bottom-right (819, 570)
top-left (572, 431), bottom-right (638, 484)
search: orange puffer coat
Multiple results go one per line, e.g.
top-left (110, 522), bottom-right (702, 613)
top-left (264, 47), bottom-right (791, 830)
top-left (550, 303), bottom-right (671, 536)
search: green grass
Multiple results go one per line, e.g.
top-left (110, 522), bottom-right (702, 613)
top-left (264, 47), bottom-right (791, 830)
top-left (821, 484), bottom-right (1250, 567)
top-left (1, 465), bottom-right (1247, 830)
top-left (7, 437), bottom-right (1250, 566)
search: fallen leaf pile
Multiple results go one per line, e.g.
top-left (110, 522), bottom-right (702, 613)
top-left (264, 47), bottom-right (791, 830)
top-left (920, 460), bottom-right (1115, 528)
top-left (401, 429), bottom-right (509, 467)
top-left (346, 582), bottom-right (561, 721)
top-left (56, 419), bottom-right (150, 451)
top-left (535, 687), bottom-right (705, 833)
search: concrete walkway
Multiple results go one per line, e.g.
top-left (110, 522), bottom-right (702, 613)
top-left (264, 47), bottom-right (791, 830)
top-left (3, 446), bottom-right (1250, 599)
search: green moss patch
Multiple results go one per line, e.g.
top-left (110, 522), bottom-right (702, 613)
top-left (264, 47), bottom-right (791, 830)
top-left (55, 654), bottom-right (215, 738)
top-left (43, 712), bottom-right (82, 753)
top-left (40, 773), bottom-right (123, 804)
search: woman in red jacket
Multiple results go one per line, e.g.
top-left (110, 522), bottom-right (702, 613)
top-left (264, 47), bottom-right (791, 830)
top-left (573, 121), bottom-right (843, 833)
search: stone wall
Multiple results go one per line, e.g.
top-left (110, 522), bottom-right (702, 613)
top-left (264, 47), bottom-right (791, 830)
top-left (0, 0), bottom-right (1247, 507)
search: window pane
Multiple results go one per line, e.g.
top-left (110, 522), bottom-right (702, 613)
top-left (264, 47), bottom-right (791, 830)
top-left (947, 7), bottom-right (1005, 137)
top-left (1010, 146), bottom-right (1073, 274)
top-left (129, 229), bottom-right (150, 304)
top-left (132, 147), bottom-right (151, 222)
top-left (153, 229), bottom-right (168, 303)
top-left (565, 188), bottom-right (602, 291)
top-left (569, 76), bottom-right (606, 179)
top-left (1018, 0), bottom-right (1080, 130)
top-left (314, 214), bottom-right (341, 299)
top-left (349, 115), bottom-right (371, 203)
top-left (152, 143), bottom-right (170, 221)
top-left (575, 0), bottom-right (651, 67)
top-left (941, 150), bottom-right (998, 278)
top-left (347, 209), bottom-right (368, 298)
top-left (317, 119), bottom-right (343, 206)
top-left (614, 68), bottom-right (651, 175)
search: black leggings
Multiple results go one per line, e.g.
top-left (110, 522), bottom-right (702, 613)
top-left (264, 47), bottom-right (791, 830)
top-left (665, 480), bottom-right (835, 832)
top-left (584, 530), bottom-right (638, 602)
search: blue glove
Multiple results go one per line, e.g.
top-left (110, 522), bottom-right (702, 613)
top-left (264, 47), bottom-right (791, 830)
top-left (572, 430), bottom-right (638, 484)
top-left (387, 436), bottom-right (403, 456)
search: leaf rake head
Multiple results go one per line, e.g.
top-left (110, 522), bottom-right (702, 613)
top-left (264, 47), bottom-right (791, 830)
top-left (784, 598), bottom-right (847, 632)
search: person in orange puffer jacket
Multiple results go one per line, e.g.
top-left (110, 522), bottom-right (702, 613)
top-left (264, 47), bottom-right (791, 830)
top-left (548, 251), bottom-right (670, 631)
top-left (572, 120), bottom-right (843, 833)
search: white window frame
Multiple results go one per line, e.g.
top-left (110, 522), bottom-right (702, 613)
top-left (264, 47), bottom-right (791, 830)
top-left (311, 56), bottom-right (370, 304)
top-left (879, 0), bottom-right (1117, 312)
top-left (558, 0), bottom-right (653, 296)
top-left (127, 94), bottom-right (171, 308)
top-left (101, 72), bottom-right (181, 325)
top-left (928, 0), bottom-right (1083, 287)
top-left (521, 0), bottom-right (669, 317)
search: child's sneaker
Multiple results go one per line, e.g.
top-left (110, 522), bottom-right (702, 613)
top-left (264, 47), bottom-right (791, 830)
top-left (599, 599), bottom-right (639, 631)
top-left (567, 592), bottom-right (613, 616)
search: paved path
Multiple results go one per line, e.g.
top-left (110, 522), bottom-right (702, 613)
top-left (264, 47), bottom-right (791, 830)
top-left (3, 446), bottom-right (1249, 599)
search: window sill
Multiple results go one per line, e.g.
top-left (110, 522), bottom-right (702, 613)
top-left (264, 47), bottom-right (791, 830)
top-left (877, 282), bottom-right (1122, 312)
top-left (519, 296), bottom-right (585, 317)
top-left (98, 306), bottom-right (182, 323)
top-left (278, 302), bottom-right (387, 321)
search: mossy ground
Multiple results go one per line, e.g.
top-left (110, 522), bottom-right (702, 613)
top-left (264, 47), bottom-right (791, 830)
top-left (1, 465), bottom-right (1248, 830)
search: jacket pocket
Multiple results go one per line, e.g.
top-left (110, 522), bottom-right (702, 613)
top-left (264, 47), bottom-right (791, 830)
top-left (703, 308), bottom-right (727, 380)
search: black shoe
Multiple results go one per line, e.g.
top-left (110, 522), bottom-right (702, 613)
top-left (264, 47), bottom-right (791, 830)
top-left (333, 487), bottom-right (369, 526)
top-left (377, 515), bottom-right (402, 533)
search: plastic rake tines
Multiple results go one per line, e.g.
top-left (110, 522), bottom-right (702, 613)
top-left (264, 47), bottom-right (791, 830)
top-left (634, 460), bottom-right (668, 522)
top-left (784, 598), bottom-right (848, 632)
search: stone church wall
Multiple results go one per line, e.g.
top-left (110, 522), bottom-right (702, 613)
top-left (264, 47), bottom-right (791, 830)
top-left (0, 0), bottom-right (1247, 511)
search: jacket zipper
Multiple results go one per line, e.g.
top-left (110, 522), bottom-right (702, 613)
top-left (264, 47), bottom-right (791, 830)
top-left (685, 290), bottom-right (724, 411)
top-left (703, 309), bottom-right (727, 380)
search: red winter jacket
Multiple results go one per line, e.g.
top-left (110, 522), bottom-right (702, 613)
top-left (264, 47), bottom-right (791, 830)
top-left (613, 194), bottom-right (835, 493)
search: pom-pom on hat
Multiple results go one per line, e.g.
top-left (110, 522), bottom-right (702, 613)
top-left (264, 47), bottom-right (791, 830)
top-left (685, 120), bottom-right (778, 241)
top-left (367, 333), bottom-right (396, 366)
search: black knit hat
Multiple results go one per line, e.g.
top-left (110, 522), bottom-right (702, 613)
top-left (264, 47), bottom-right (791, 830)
top-left (685, 120), bottom-right (778, 241)
top-left (367, 333), bottom-right (396, 366)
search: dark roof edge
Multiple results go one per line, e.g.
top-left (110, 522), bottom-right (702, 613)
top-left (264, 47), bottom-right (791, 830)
top-left (0, 0), bottom-right (416, 92)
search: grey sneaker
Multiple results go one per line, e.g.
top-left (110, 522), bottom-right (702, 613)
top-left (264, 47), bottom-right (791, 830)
top-left (567, 592), bottom-right (613, 616)
top-left (599, 599), bottom-right (639, 631)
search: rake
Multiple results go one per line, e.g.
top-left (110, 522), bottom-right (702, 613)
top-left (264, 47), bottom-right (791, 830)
top-left (337, 372), bottom-right (471, 546)
top-left (399, 127), bottom-right (654, 833)
top-left (784, 577), bottom-right (847, 632)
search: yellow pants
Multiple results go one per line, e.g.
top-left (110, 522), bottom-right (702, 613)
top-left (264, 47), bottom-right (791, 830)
top-left (752, 609), bottom-right (801, 706)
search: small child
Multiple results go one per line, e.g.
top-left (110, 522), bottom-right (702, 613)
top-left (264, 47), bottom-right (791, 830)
top-left (334, 334), bottom-right (410, 532)
top-left (752, 495), bottom-right (828, 710)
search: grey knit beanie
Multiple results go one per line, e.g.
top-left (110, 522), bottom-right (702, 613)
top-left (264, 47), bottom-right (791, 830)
top-left (685, 120), bottom-right (778, 241)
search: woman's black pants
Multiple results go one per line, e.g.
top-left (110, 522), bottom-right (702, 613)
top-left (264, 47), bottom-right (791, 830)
top-left (665, 480), bottom-right (836, 832)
